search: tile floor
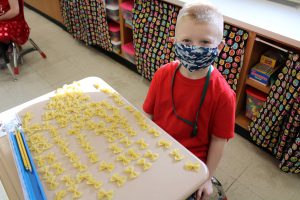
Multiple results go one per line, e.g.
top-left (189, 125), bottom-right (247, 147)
top-left (0, 8), bottom-right (299, 200)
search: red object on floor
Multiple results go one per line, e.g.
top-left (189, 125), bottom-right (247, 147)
top-left (14, 67), bottom-right (19, 75)
top-left (40, 52), bottom-right (47, 59)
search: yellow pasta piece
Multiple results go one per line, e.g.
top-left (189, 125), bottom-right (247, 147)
top-left (110, 173), bottom-right (126, 187)
top-left (170, 149), bottom-right (184, 161)
top-left (139, 122), bottom-right (149, 130)
top-left (61, 175), bottom-right (77, 187)
top-left (136, 158), bottom-right (152, 171)
top-left (72, 161), bottom-right (87, 172)
top-left (45, 152), bottom-right (57, 164)
top-left (54, 190), bottom-right (67, 200)
top-left (147, 128), bottom-right (161, 137)
top-left (86, 121), bottom-right (97, 130)
top-left (125, 105), bottom-right (135, 113)
top-left (82, 142), bottom-right (94, 153)
top-left (67, 129), bottom-right (80, 135)
top-left (67, 185), bottom-right (82, 199)
top-left (125, 128), bottom-right (137, 137)
top-left (124, 166), bottom-right (139, 179)
top-left (98, 161), bottom-right (115, 173)
top-left (157, 139), bottom-right (172, 149)
top-left (35, 156), bottom-right (46, 167)
top-left (144, 150), bottom-right (159, 161)
top-left (135, 139), bottom-right (149, 150)
top-left (76, 172), bottom-right (92, 183)
top-left (108, 144), bottom-right (123, 154)
top-left (93, 83), bottom-right (100, 89)
top-left (114, 131), bottom-right (126, 139)
top-left (39, 166), bottom-right (51, 177)
top-left (49, 129), bottom-right (59, 138)
top-left (126, 148), bottom-right (141, 160)
top-left (45, 176), bottom-right (59, 190)
top-left (88, 152), bottom-right (99, 163)
top-left (76, 134), bottom-right (86, 142)
top-left (116, 154), bottom-right (131, 166)
top-left (52, 162), bottom-right (65, 175)
top-left (97, 189), bottom-right (114, 200)
top-left (120, 137), bottom-right (133, 147)
top-left (101, 88), bottom-right (113, 94)
top-left (184, 162), bottom-right (200, 172)
top-left (92, 180), bottom-right (103, 189)
top-left (105, 135), bottom-right (118, 143)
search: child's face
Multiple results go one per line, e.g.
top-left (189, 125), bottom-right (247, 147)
top-left (175, 16), bottom-right (221, 48)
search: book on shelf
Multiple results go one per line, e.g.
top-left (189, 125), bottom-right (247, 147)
top-left (248, 76), bottom-right (268, 86)
top-left (249, 63), bottom-right (279, 86)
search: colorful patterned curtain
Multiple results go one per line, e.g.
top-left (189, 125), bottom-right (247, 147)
top-left (133, 0), bottom-right (179, 80)
top-left (133, 2), bottom-right (248, 87)
top-left (60, 0), bottom-right (112, 51)
top-left (214, 24), bottom-right (249, 91)
top-left (249, 53), bottom-right (300, 174)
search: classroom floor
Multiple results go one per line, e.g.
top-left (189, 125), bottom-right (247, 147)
top-left (0, 8), bottom-right (299, 200)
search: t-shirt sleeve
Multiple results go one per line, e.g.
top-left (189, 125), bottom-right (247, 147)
top-left (211, 90), bottom-right (236, 139)
top-left (143, 70), bottom-right (160, 115)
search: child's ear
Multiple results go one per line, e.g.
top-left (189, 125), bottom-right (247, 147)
top-left (217, 39), bottom-right (225, 54)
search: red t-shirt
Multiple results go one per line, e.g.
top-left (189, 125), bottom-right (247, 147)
top-left (143, 60), bottom-right (235, 162)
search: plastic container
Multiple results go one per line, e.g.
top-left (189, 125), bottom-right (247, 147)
top-left (120, 1), bottom-right (134, 28)
top-left (108, 22), bottom-right (120, 42)
top-left (106, 4), bottom-right (119, 22)
top-left (111, 40), bottom-right (121, 54)
top-left (245, 87), bottom-right (267, 120)
top-left (122, 42), bottom-right (135, 63)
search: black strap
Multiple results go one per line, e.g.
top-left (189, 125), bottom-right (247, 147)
top-left (171, 64), bottom-right (212, 137)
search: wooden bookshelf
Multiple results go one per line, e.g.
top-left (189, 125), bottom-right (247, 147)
top-left (235, 113), bottom-right (250, 130)
top-left (125, 23), bottom-right (133, 29)
top-left (246, 78), bottom-right (271, 94)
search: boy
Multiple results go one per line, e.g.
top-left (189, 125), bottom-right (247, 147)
top-left (143, 1), bottom-right (235, 200)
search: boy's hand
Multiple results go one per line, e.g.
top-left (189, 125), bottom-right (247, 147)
top-left (196, 179), bottom-right (213, 200)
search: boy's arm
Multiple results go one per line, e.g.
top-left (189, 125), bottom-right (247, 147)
top-left (196, 135), bottom-right (227, 200)
top-left (206, 135), bottom-right (227, 178)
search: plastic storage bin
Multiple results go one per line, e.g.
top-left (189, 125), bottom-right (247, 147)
top-left (111, 40), bottom-right (121, 54)
top-left (245, 87), bottom-right (267, 120)
top-left (108, 22), bottom-right (120, 42)
top-left (120, 1), bottom-right (134, 28)
top-left (106, 4), bottom-right (119, 22)
top-left (122, 42), bottom-right (135, 63)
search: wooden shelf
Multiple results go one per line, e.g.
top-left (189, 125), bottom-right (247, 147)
top-left (108, 17), bottom-right (120, 24)
top-left (236, 113), bottom-right (251, 130)
top-left (125, 23), bottom-right (133, 29)
top-left (246, 78), bottom-right (271, 94)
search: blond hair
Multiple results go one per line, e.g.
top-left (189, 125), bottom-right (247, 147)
top-left (177, 1), bottom-right (224, 41)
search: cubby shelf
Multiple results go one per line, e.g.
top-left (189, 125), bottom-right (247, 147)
top-left (245, 78), bottom-right (271, 94)
top-left (235, 113), bottom-right (250, 130)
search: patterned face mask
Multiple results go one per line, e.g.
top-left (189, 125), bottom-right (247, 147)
top-left (174, 43), bottom-right (219, 72)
